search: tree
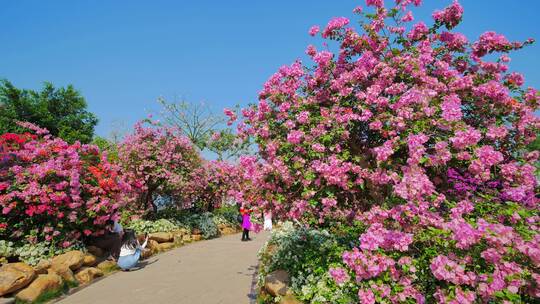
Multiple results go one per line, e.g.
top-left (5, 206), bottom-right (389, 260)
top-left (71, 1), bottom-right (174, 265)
top-left (118, 120), bottom-right (202, 213)
top-left (0, 80), bottom-right (98, 143)
top-left (206, 128), bottom-right (252, 161)
top-left (157, 97), bottom-right (251, 160)
top-left (157, 97), bottom-right (223, 150)
top-left (239, 0), bottom-right (539, 302)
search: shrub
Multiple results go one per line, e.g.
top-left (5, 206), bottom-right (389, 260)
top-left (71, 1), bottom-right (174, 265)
top-left (0, 240), bottom-right (15, 263)
top-left (258, 224), bottom-right (356, 303)
top-left (243, 0), bottom-right (540, 302)
top-left (213, 203), bottom-right (241, 226)
top-left (127, 219), bottom-right (179, 234)
top-left (0, 123), bottom-right (131, 249)
top-left (182, 212), bottom-right (219, 239)
top-left (118, 120), bottom-right (202, 213)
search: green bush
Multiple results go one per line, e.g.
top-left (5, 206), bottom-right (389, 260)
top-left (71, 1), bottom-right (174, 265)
top-left (178, 212), bottom-right (219, 239)
top-left (258, 223), bottom-right (359, 303)
top-left (213, 204), bottom-right (240, 226)
top-left (127, 219), bottom-right (179, 234)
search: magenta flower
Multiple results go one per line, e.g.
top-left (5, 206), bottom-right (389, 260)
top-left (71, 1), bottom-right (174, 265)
top-left (308, 25), bottom-right (320, 36)
top-left (329, 267), bottom-right (350, 285)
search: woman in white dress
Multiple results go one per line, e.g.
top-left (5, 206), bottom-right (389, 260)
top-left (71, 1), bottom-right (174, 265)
top-left (263, 211), bottom-right (273, 231)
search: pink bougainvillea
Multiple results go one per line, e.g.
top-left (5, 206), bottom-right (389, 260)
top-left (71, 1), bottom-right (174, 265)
top-left (238, 0), bottom-right (539, 302)
top-left (0, 123), bottom-right (131, 245)
top-left (118, 120), bottom-right (202, 212)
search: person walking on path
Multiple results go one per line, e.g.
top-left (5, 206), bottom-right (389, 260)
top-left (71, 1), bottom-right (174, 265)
top-left (240, 206), bottom-right (252, 241)
top-left (117, 229), bottom-right (149, 271)
top-left (263, 211), bottom-right (273, 231)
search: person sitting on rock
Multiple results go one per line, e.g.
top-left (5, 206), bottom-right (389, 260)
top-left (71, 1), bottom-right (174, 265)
top-left (117, 229), bottom-right (148, 271)
top-left (85, 219), bottom-right (124, 261)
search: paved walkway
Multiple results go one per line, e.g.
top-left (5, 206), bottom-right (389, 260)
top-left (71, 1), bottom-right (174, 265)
top-left (58, 232), bottom-right (269, 304)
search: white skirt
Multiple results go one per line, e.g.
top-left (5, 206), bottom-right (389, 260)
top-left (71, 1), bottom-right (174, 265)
top-left (263, 218), bottom-right (273, 230)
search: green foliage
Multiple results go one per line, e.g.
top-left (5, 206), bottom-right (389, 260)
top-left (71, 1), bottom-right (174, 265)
top-left (206, 128), bottom-right (252, 161)
top-left (212, 204), bottom-right (241, 225)
top-left (0, 79), bottom-right (98, 143)
top-left (173, 212), bottom-right (219, 239)
top-left (258, 223), bottom-right (358, 303)
top-left (13, 241), bottom-right (85, 266)
top-left (527, 131), bottom-right (540, 152)
top-left (127, 219), bottom-right (179, 234)
top-left (14, 242), bottom-right (49, 266)
top-left (143, 206), bottom-right (240, 239)
top-left (0, 240), bottom-right (15, 264)
top-left (0, 240), bottom-right (15, 257)
top-left (91, 136), bottom-right (119, 161)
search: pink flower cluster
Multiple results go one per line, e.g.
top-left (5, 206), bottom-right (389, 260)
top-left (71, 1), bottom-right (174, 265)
top-left (359, 223), bottom-right (413, 252)
top-left (432, 0), bottom-right (463, 29)
top-left (236, 0), bottom-right (540, 302)
top-left (0, 125), bottom-right (131, 245)
top-left (118, 120), bottom-right (202, 211)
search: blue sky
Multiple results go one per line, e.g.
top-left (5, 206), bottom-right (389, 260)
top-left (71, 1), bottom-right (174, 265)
top-left (1, 0), bottom-right (539, 138)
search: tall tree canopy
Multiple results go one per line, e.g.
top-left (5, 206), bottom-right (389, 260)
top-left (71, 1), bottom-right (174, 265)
top-left (0, 80), bottom-right (98, 143)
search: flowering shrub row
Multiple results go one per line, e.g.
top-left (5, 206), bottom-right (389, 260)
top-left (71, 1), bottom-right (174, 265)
top-left (242, 0), bottom-right (540, 302)
top-left (117, 120), bottom-right (203, 212)
top-left (117, 120), bottom-right (241, 213)
top-left (0, 123), bottom-right (131, 250)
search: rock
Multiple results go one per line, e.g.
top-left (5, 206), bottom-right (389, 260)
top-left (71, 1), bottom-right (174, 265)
top-left (148, 232), bottom-right (173, 243)
top-left (191, 228), bottom-right (201, 235)
top-left (48, 266), bottom-right (75, 283)
top-left (15, 273), bottom-right (62, 303)
top-left (173, 233), bottom-right (184, 246)
top-left (51, 250), bottom-right (85, 271)
top-left (33, 260), bottom-right (51, 275)
top-left (147, 240), bottom-right (160, 252)
top-left (0, 297), bottom-right (14, 304)
top-left (0, 263), bottom-right (36, 296)
top-left (279, 293), bottom-right (303, 304)
top-left (192, 234), bottom-right (202, 241)
top-left (141, 248), bottom-right (153, 260)
top-left (217, 223), bottom-right (228, 230)
top-left (86, 246), bottom-right (104, 258)
top-left (96, 260), bottom-right (118, 274)
top-left (157, 242), bottom-right (175, 252)
top-left (220, 227), bottom-right (237, 235)
top-left (178, 228), bottom-right (189, 235)
top-left (74, 267), bottom-right (103, 285)
top-left (83, 254), bottom-right (98, 267)
top-left (182, 235), bottom-right (192, 243)
top-left (264, 270), bottom-right (290, 297)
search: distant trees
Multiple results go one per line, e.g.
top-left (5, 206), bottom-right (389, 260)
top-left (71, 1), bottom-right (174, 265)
top-left (0, 80), bottom-right (98, 143)
top-left (158, 97), bottom-right (251, 160)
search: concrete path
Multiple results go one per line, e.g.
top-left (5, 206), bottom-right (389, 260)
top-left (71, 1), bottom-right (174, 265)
top-left (57, 232), bottom-right (269, 304)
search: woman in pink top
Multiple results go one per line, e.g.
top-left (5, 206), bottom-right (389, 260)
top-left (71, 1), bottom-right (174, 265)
top-left (240, 206), bottom-right (252, 241)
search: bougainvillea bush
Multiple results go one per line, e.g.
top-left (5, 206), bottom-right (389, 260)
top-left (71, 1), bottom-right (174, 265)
top-left (0, 123), bottom-right (131, 254)
top-left (186, 160), bottom-right (242, 212)
top-left (240, 0), bottom-right (540, 302)
top-left (118, 119), bottom-right (202, 212)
